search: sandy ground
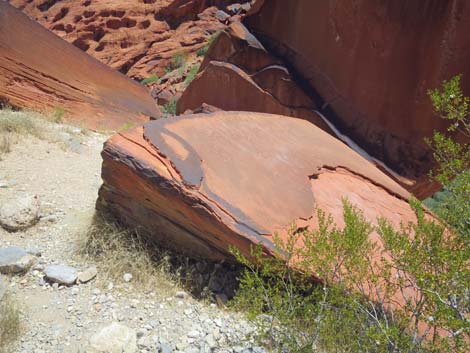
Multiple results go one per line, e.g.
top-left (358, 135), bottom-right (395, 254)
top-left (0, 124), bottom-right (259, 353)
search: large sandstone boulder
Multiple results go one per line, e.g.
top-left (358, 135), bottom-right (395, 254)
top-left (244, 0), bottom-right (470, 197)
top-left (0, 2), bottom-right (159, 130)
top-left (97, 111), bottom-right (416, 261)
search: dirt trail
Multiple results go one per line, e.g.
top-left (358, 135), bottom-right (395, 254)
top-left (0, 123), bottom-right (260, 353)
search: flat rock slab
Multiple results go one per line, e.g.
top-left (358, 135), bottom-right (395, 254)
top-left (77, 266), bottom-right (98, 284)
top-left (0, 195), bottom-right (40, 232)
top-left (97, 111), bottom-right (415, 261)
top-left (0, 246), bottom-right (36, 274)
top-left (44, 265), bottom-right (78, 285)
top-left (87, 322), bottom-right (137, 353)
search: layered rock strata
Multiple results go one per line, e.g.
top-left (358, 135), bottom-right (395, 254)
top-left (245, 0), bottom-right (470, 197)
top-left (0, 2), bottom-right (159, 130)
top-left (97, 111), bottom-right (415, 262)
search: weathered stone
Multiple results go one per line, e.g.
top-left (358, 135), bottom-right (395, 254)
top-left (44, 265), bottom-right (78, 286)
top-left (0, 195), bottom-right (40, 232)
top-left (87, 322), bottom-right (137, 353)
top-left (245, 0), bottom-right (470, 198)
top-left (8, 0), bottom-right (249, 81)
top-left (77, 266), bottom-right (98, 284)
top-left (0, 2), bottom-right (159, 130)
top-left (97, 111), bottom-right (416, 262)
top-left (0, 247), bottom-right (36, 274)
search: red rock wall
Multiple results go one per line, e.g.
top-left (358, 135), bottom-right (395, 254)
top-left (8, 0), bottom-right (247, 80)
top-left (0, 2), bottom-right (159, 130)
top-left (245, 0), bottom-right (470, 182)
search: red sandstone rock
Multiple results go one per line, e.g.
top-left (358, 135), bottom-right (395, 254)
top-left (8, 0), bottom-right (250, 81)
top-left (97, 111), bottom-right (413, 261)
top-left (245, 0), bottom-right (470, 197)
top-left (0, 2), bottom-right (159, 130)
top-left (177, 23), bottom-right (330, 132)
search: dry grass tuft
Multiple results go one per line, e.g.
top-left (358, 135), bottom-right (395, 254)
top-left (0, 292), bottom-right (21, 353)
top-left (76, 213), bottom-right (183, 295)
top-left (0, 107), bottom-right (88, 158)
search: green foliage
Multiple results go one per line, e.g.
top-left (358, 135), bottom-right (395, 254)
top-left (165, 52), bottom-right (187, 73)
top-left (427, 75), bottom-right (470, 237)
top-left (196, 31), bottom-right (221, 57)
top-left (162, 99), bottom-right (177, 115)
top-left (231, 200), bottom-right (469, 353)
top-left (119, 122), bottom-right (135, 131)
top-left (184, 64), bottom-right (200, 86)
top-left (53, 106), bottom-right (65, 123)
top-left (140, 75), bottom-right (160, 85)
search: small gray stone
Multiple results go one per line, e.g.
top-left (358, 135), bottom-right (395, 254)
top-left (215, 10), bottom-right (230, 22)
top-left (123, 273), bottom-right (133, 283)
top-left (0, 195), bottom-right (40, 232)
top-left (77, 266), bottom-right (97, 284)
top-left (0, 246), bottom-right (36, 274)
top-left (175, 291), bottom-right (186, 299)
top-left (159, 342), bottom-right (173, 353)
top-left (44, 265), bottom-right (78, 285)
top-left (87, 322), bottom-right (137, 353)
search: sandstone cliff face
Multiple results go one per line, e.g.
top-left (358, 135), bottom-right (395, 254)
top-left (0, 2), bottom-right (159, 130)
top-left (9, 0), bottom-right (248, 80)
top-left (245, 0), bottom-right (470, 192)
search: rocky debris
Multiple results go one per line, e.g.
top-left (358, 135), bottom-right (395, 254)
top-left (0, 2), bottom-right (159, 131)
top-left (44, 264), bottom-right (78, 285)
top-left (77, 266), bottom-right (98, 284)
top-left (0, 195), bottom-right (40, 232)
top-left (177, 22), bottom-right (331, 132)
top-left (122, 273), bottom-right (133, 283)
top-left (87, 322), bottom-right (137, 353)
top-left (97, 111), bottom-right (417, 263)
top-left (0, 246), bottom-right (36, 274)
top-left (244, 0), bottom-right (470, 198)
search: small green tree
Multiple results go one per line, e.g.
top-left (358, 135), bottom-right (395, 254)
top-left (427, 75), bottom-right (470, 238)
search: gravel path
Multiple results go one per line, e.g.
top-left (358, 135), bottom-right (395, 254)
top-left (0, 124), bottom-right (263, 353)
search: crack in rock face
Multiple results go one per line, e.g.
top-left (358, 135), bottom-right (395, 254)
top-left (141, 111), bottom-right (409, 243)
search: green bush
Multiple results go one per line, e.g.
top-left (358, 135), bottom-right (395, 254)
top-left (427, 75), bottom-right (470, 238)
top-left (162, 99), bottom-right (177, 115)
top-left (165, 52), bottom-right (187, 73)
top-left (196, 31), bottom-right (221, 57)
top-left (230, 76), bottom-right (470, 352)
top-left (184, 64), bottom-right (200, 86)
top-left (231, 199), bottom-right (469, 352)
top-left (52, 106), bottom-right (65, 123)
top-left (141, 75), bottom-right (159, 85)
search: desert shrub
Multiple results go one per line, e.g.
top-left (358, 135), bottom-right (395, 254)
top-left (0, 292), bottom-right (21, 353)
top-left (231, 199), bottom-right (469, 353)
top-left (162, 98), bottom-right (178, 115)
top-left (196, 31), bottom-right (221, 57)
top-left (165, 52), bottom-right (187, 73)
top-left (76, 213), bottom-right (178, 293)
top-left (52, 106), bottom-right (65, 123)
top-left (231, 76), bottom-right (470, 353)
top-left (184, 64), bottom-right (200, 86)
top-left (427, 75), bottom-right (470, 237)
top-left (118, 122), bottom-right (135, 131)
top-left (141, 75), bottom-right (159, 85)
